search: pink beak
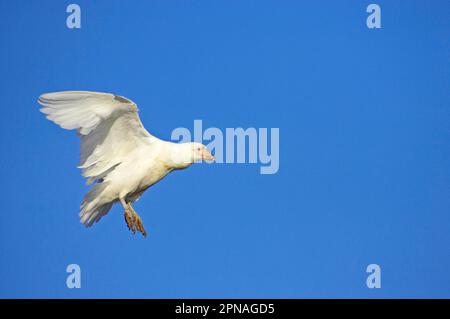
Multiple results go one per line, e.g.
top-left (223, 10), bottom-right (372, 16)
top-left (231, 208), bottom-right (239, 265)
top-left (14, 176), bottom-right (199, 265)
top-left (202, 149), bottom-right (215, 161)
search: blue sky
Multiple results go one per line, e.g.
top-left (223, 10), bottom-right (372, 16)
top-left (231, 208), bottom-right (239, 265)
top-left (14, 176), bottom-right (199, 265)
top-left (0, 0), bottom-right (449, 298)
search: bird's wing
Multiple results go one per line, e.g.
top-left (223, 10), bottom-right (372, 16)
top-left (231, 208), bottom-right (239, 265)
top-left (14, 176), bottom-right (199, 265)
top-left (39, 91), bottom-right (157, 184)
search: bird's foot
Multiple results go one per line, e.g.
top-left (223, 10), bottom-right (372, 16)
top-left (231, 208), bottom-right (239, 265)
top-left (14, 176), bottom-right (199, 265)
top-left (124, 205), bottom-right (147, 237)
top-left (124, 207), bottom-right (136, 234)
top-left (134, 213), bottom-right (147, 237)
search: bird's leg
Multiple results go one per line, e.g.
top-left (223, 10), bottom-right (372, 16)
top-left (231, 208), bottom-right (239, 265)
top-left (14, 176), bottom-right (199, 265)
top-left (125, 207), bottom-right (136, 234)
top-left (120, 198), bottom-right (137, 234)
top-left (119, 198), bottom-right (147, 237)
top-left (127, 203), bottom-right (147, 237)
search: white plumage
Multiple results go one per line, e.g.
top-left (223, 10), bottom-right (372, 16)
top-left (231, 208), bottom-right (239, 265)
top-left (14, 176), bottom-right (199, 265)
top-left (39, 91), bottom-right (214, 236)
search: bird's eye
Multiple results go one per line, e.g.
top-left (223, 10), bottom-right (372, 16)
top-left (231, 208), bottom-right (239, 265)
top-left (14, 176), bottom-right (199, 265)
top-left (197, 147), bottom-right (201, 151)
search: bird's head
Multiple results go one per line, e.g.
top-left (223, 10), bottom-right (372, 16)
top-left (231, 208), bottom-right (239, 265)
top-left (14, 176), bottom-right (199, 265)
top-left (168, 142), bottom-right (215, 169)
top-left (191, 142), bottom-right (215, 162)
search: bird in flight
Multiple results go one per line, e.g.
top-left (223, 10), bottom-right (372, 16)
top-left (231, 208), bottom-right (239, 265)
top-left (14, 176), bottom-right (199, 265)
top-left (39, 91), bottom-right (215, 237)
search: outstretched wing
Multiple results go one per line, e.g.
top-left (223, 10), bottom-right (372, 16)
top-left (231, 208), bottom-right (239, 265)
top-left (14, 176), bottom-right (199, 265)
top-left (39, 91), bottom-right (157, 184)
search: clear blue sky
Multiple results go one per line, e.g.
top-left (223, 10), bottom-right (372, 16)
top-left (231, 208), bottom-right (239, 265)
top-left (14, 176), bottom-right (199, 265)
top-left (0, 0), bottom-right (449, 298)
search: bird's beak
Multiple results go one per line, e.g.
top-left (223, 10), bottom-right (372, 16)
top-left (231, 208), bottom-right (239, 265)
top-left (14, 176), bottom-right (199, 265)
top-left (202, 149), bottom-right (215, 161)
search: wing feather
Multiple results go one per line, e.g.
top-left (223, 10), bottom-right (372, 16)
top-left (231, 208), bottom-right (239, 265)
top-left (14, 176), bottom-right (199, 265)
top-left (39, 91), bottom-right (156, 184)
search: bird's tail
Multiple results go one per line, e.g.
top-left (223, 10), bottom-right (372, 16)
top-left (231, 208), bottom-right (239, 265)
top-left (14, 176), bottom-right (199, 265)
top-left (79, 182), bottom-right (113, 227)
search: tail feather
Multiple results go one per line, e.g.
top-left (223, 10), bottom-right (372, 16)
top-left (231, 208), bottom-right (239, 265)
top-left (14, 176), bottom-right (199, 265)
top-left (79, 182), bottom-right (114, 227)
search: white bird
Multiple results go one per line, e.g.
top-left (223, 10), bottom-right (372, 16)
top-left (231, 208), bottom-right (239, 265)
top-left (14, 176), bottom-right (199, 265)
top-left (39, 91), bottom-right (215, 237)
